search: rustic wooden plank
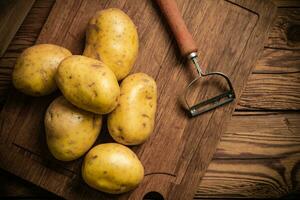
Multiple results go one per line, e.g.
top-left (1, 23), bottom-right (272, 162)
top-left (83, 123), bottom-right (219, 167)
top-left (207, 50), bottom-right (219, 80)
top-left (254, 48), bottom-right (300, 73)
top-left (237, 72), bottom-right (300, 110)
top-left (265, 7), bottom-right (300, 50)
top-left (197, 112), bottom-right (300, 198)
top-left (0, 0), bottom-right (276, 199)
top-left (272, 0), bottom-right (300, 7)
top-left (237, 47), bottom-right (300, 110)
top-left (0, 0), bottom-right (35, 56)
top-left (36, 0), bottom-right (84, 46)
top-left (196, 154), bottom-right (300, 198)
top-left (0, 0), bottom-right (55, 102)
top-left (216, 113), bottom-right (300, 159)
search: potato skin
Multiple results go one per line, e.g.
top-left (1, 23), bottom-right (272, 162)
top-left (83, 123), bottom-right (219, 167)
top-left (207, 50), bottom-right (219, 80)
top-left (108, 73), bottom-right (157, 145)
top-left (44, 96), bottom-right (102, 161)
top-left (55, 55), bottom-right (120, 114)
top-left (82, 143), bottom-right (144, 194)
top-left (83, 8), bottom-right (138, 81)
top-left (12, 44), bottom-right (72, 96)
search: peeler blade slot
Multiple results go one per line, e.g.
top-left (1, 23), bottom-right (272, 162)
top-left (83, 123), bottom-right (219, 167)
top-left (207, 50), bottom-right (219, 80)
top-left (189, 90), bottom-right (235, 117)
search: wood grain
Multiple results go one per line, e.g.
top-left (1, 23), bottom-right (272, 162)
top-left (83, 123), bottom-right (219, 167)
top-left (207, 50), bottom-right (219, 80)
top-left (0, 0), bottom-right (35, 56)
top-left (196, 155), bottom-right (300, 198)
top-left (1, 4), bottom-right (299, 111)
top-left (266, 7), bottom-right (300, 50)
top-left (2, 112), bottom-right (299, 199)
top-left (0, 0), bottom-right (276, 199)
top-left (0, 0), bottom-right (298, 199)
top-left (254, 48), bottom-right (300, 73)
top-left (237, 72), bottom-right (300, 110)
top-left (195, 112), bottom-right (300, 198)
top-left (0, 0), bottom-right (54, 102)
top-left (273, 0), bottom-right (300, 7)
top-left (216, 112), bottom-right (300, 159)
top-left (236, 46), bottom-right (300, 110)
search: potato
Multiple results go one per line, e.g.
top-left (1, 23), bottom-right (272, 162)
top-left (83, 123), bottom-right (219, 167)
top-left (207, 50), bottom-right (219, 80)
top-left (55, 55), bottom-right (120, 114)
top-left (82, 143), bottom-right (144, 194)
top-left (83, 8), bottom-right (138, 81)
top-left (12, 44), bottom-right (71, 96)
top-left (44, 96), bottom-right (102, 161)
top-left (108, 73), bottom-right (157, 145)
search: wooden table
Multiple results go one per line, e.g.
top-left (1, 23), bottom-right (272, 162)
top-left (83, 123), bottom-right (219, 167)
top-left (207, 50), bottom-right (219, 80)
top-left (0, 0), bottom-right (299, 199)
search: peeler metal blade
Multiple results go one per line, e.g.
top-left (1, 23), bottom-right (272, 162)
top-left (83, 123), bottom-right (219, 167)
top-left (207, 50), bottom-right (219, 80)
top-left (184, 54), bottom-right (236, 117)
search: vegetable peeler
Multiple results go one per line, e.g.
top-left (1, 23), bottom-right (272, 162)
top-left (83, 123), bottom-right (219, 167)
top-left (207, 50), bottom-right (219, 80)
top-left (155, 0), bottom-right (236, 117)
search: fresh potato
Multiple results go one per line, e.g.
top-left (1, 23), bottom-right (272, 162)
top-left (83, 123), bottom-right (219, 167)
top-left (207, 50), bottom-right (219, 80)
top-left (12, 44), bottom-right (72, 96)
top-left (44, 96), bottom-right (102, 161)
top-left (83, 8), bottom-right (138, 81)
top-left (55, 55), bottom-right (120, 114)
top-left (82, 143), bottom-right (144, 194)
top-left (108, 73), bottom-right (157, 145)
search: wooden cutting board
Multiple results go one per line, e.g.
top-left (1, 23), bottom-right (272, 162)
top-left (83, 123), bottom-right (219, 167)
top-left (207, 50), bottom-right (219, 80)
top-left (0, 0), bottom-right (35, 56)
top-left (0, 0), bottom-right (276, 199)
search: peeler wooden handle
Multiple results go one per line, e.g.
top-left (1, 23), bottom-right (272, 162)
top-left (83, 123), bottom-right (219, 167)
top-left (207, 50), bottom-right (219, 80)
top-left (155, 0), bottom-right (198, 57)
